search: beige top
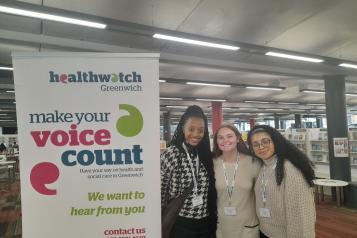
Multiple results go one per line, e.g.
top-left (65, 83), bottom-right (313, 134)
top-left (214, 154), bottom-right (261, 238)
top-left (255, 157), bottom-right (316, 238)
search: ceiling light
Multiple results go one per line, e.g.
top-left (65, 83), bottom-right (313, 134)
top-left (245, 86), bottom-right (283, 91)
top-left (0, 6), bottom-right (106, 29)
top-left (186, 82), bottom-right (231, 87)
top-left (222, 107), bottom-right (233, 110)
top-left (166, 105), bottom-right (187, 109)
top-left (196, 98), bottom-right (226, 102)
top-left (278, 102), bottom-right (299, 105)
top-left (339, 63), bottom-right (357, 69)
top-left (6, 90), bottom-right (15, 93)
top-left (264, 108), bottom-right (284, 111)
top-left (310, 110), bottom-right (325, 112)
top-left (306, 103), bottom-right (325, 106)
top-left (159, 79), bottom-right (166, 83)
top-left (160, 97), bottom-right (183, 100)
top-left (0, 119), bottom-right (14, 122)
top-left (153, 34), bottom-right (239, 51)
top-left (346, 93), bottom-right (357, 97)
top-left (0, 66), bottom-right (13, 71)
top-left (244, 100), bottom-right (271, 104)
top-left (265, 51), bottom-right (324, 63)
top-left (301, 89), bottom-right (325, 94)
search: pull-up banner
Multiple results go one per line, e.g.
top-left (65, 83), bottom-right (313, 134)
top-left (12, 53), bottom-right (160, 238)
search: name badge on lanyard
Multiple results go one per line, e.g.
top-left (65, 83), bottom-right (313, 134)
top-left (259, 207), bottom-right (271, 218)
top-left (183, 143), bottom-right (202, 207)
top-left (192, 195), bottom-right (203, 207)
top-left (221, 154), bottom-right (239, 216)
top-left (259, 158), bottom-right (277, 218)
top-left (224, 206), bottom-right (237, 216)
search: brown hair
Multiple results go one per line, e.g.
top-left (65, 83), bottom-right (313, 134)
top-left (212, 123), bottom-right (251, 158)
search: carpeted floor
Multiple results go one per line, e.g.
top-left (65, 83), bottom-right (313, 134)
top-left (0, 172), bottom-right (21, 238)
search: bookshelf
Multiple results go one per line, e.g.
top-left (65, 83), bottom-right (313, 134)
top-left (309, 129), bottom-right (329, 163)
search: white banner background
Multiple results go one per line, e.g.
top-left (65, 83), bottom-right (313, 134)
top-left (12, 53), bottom-right (160, 238)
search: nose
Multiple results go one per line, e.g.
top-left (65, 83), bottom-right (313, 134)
top-left (193, 130), bottom-right (202, 138)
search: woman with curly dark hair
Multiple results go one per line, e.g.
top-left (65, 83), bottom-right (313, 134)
top-left (247, 125), bottom-right (316, 238)
top-left (161, 105), bottom-right (217, 238)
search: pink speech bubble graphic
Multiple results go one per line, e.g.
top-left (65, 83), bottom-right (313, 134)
top-left (30, 162), bottom-right (60, 195)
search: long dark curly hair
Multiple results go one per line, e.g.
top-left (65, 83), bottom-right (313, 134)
top-left (169, 105), bottom-right (217, 233)
top-left (212, 123), bottom-right (252, 158)
top-left (247, 125), bottom-right (315, 187)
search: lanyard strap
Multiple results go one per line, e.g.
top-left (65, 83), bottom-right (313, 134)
top-left (260, 157), bottom-right (277, 205)
top-left (221, 153), bottom-right (240, 204)
top-left (182, 143), bottom-right (200, 194)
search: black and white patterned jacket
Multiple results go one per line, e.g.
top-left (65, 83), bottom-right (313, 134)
top-left (161, 145), bottom-right (209, 219)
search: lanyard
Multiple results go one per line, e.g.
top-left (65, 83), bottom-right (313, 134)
top-left (182, 143), bottom-right (200, 194)
top-left (221, 153), bottom-right (239, 205)
top-left (260, 157), bottom-right (277, 205)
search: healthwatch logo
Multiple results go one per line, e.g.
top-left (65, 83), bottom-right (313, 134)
top-left (49, 71), bottom-right (142, 84)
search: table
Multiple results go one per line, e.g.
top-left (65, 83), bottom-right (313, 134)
top-left (313, 179), bottom-right (349, 206)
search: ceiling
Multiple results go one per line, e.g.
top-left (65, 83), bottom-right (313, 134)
top-left (1, 0), bottom-right (357, 126)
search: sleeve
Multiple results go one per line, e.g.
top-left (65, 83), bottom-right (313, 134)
top-left (284, 163), bottom-right (316, 238)
top-left (160, 147), bottom-right (173, 204)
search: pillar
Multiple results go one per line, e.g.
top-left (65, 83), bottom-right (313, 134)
top-left (294, 114), bottom-right (302, 128)
top-left (280, 120), bottom-right (285, 129)
top-left (163, 112), bottom-right (171, 143)
top-left (274, 114), bottom-right (279, 129)
top-left (212, 101), bottom-right (223, 134)
top-left (324, 75), bottom-right (351, 182)
top-left (316, 117), bottom-right (322, 128)
top-left (249, 118), bottom-right (256, 129)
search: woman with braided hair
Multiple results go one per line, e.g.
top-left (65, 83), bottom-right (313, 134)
top-left (161, 105), bottom-right (217, 238)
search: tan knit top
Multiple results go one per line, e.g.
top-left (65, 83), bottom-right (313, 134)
top-left (214, 154), bottom-right (261, 238)
top-left (254, 157), bottom-right (316, 238)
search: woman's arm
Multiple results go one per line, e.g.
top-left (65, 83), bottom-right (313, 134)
top-left (284, 162), bottom-right (316, 238)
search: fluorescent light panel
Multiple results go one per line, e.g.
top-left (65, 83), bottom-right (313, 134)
top-left (6, 90), bottom-right (15, 93)
top-left (153, 34), bottom-right (239, 51)
top-left (244, 100), bottom-right (271, 104)
top-left (265, 51), bottom-right (324, 63)
top-left (159, 79), bottom-right (166, 83)
top-left (346, 93), bottom-right (357, 97)
top-left (196, 98), bottom-right (226, 102)
top-left (245, 86), bottom-right (283, 91)
top-left (339, 63), bottom-right (357, 69)
top-left (186, 82), bottom-right (231, 87)
top-left (166, 105), bottom-right (187, 109)
top-left (264, 108), bottom-right (284, 111)
top-left (0, 66), bottom-right (13, 71)
top-left (301, 89), bottom-right (325, 94)
top-left (306, 103), bottom-right (325, 106)
top-left (278, 102), bottom-right (299, 105)
top-left (0, 6), bottom-right (106, 29)
top-left (160, 97), bottom-right (183, 100)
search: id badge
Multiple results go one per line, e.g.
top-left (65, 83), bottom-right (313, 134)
top-left (224, 206), bottom-right (237, 216)
top-left (192, 195), bottom-right (203, 207)
top-left (259, 208), bottom-right (271, 218)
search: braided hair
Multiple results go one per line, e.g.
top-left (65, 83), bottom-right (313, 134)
top-left (169, 105), bottom-right (217, 235)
